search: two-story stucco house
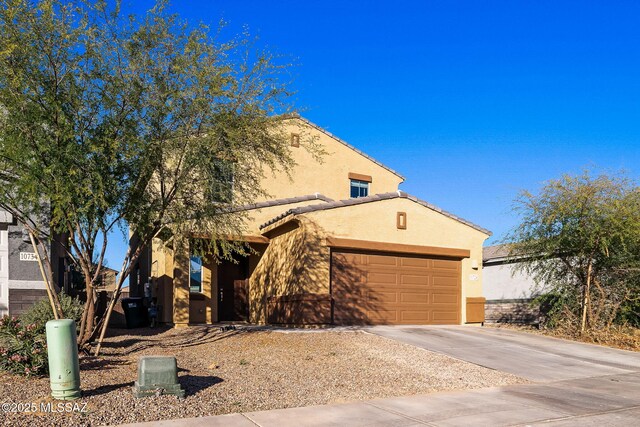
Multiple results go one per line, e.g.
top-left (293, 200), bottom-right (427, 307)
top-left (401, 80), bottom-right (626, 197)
top-left (130, 116), bottom-right (492, 327)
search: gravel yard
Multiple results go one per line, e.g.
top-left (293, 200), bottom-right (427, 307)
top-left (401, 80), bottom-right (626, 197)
top-left (1, 326), bottom-right (527, 426)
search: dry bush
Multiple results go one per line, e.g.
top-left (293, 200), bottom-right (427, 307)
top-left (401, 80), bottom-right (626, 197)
top-left (488, 323), bottom-right (640, 352)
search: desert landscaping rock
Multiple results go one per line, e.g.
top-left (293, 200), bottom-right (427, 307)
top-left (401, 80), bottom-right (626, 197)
top-left (0, 327), bottom-right (527, 426)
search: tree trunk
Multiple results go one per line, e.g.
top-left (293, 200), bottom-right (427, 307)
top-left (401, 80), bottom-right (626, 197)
top-left (580, 260), bottom-right (593, 334)
top-left (93, 275), bottom-right (124, 356)
top-left (80, 292), bottom-right (95, 346)
top-left (28, 232), bottom-right (63, 319)
top-left (592, 278), bottom-right (607, 328)
top-left (78, 278), bottom-right (90, 338)
top-left (606, 300), bottom-right (623, 329)
top-left (78, 283), bottom-right (96, 347)
top-left (94, 245), bottom-right (134, 356)
top-left (78, 290), bottom-right (89, 338)
top-left (94, 231), bottom-right (158, 356)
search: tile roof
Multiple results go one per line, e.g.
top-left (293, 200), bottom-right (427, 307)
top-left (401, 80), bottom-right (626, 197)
top-left (483, 244), bottom-right (510, 262)
top-left (260, 190), bottom-right (492, 235)
top-left (483, 244), bottom-right (540, 263)
top-left (288, 115), bottom-right (406, 181)
top-left (228, 193), bottom-right (333, 213)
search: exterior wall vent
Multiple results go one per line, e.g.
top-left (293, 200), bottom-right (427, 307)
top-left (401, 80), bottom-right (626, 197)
top-left (291, 133), bottom-right (300, 147)
top-left (397, 212), bottom-right (407, 230)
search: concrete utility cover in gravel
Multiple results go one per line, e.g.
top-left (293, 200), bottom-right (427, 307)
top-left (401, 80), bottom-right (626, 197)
top-left (133, 356), bottom-right (185, 398)
top-left (0, 327), bottom-right (527, 426)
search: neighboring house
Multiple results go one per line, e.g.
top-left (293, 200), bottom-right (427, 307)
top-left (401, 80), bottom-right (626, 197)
top-left (483, 244), bottom-right (541, 324)
top-left (131, 116), bottom-right (492, 327)
top-left (0, 210), bottom-right (54, 316)
top-left (94, 266), bottom-right (118, 293)
top-left (92, 268), bottom-right (126, 328)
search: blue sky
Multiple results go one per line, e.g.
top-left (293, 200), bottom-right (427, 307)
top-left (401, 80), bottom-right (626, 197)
top-left (105, 0), bottom-right (640, 269)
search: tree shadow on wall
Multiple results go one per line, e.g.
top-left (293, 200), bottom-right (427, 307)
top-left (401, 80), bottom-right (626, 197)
top-left (251, 218), bottom-right (382, 326)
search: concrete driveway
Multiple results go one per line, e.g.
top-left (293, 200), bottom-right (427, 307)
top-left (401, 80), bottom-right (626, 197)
top-left (367, 325), bottom-right (640, 382)
top-left (361, 325), bottom-right (640, 425)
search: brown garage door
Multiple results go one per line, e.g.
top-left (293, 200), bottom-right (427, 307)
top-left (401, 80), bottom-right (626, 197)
top-left (331, 251), bottom-right (461, 325)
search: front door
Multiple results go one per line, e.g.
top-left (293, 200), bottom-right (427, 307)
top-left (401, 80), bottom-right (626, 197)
top-left (217, 257), bottom-right (249, 321)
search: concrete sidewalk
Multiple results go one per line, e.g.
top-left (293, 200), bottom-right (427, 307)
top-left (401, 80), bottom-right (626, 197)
top-left (120, 371), bottom-right (640, 426)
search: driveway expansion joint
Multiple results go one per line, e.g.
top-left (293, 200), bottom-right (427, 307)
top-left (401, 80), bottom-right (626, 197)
top-left (511, 404), bottom-right (640, 426)
top-left (242, 413), bottom-right (263, 427)
top-left (363, 401), bottom-right (436, 426)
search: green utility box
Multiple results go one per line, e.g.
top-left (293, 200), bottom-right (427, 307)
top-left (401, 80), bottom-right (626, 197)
top-left (45, 319), bottom-right (81, 400)
top-left (133, 356), bottom-right (185, 398)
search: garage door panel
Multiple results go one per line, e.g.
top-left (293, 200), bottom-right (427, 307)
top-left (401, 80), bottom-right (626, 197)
top-left (432, 259), bottom-right (459, 270)
top-left (400, 292), bottom-right (429, 303)
top-left (432, 266), bottom-right (459, 274)
top-left (432, 293), bottom-right (458, 304)
top-left (367, 272), bottom-right (397, 285)
top-left (368, 309), bottom-right (399, 323)
top-left (401, 310), bottom-right (431, 321)
top-left (400, 257), bottom-right (430, 268)
top-left (432, 276), bottom-right (459, 287)
top-left (367, 255), bottom-right (398, 266)
top-left (333, 252), bottom-right (350, 262)
top-left (367, 290), bottom-right (398, 303)
top-left (432, 311), bottom-right (459, 322)
top-left (401, 274), bottom-right (430, 285)
top-left (332, 250), bottom-right (461, 325)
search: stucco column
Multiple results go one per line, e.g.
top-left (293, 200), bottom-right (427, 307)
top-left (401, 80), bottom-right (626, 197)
top-left (172, 236), bottom-right (190, 328)
top-left (202, 257), bottom-right (213, 324)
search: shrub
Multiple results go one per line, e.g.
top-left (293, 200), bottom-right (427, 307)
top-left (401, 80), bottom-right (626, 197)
top-left (617, 299), bottom-right (640, 328)
top-left (21, 293), bottom-right (84, 335)
top-left (0, 294), bottom-right (83, 377)
top-left (0, 316), bottom-right (48, 376)
top-left (533, 292), bottom-right (572, 329)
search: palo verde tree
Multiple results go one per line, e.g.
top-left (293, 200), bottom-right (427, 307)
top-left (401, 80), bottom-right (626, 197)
top-left (0, 0), bottom-right (302, 351)
top-left (504, 171), bottom-right (640, 333)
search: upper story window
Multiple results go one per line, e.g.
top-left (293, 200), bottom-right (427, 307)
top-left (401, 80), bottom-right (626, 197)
top-left (350, 179), bottom-right (369, 198)
top-left (190, 255), bottom-right (203, 293)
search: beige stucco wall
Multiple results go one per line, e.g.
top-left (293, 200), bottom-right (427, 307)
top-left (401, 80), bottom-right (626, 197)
top-left (241, 198), bottom-right (330, 235)
top-left (249, 217), bottom-right (330, 324)
top-left (257, 119), bottom-right (403, 201)
top-left (298, 198), bottom-right (490, 324)
top-left (148, 238), bottom-right (174, 324)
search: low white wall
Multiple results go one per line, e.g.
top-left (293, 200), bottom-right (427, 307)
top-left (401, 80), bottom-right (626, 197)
top-left (483, 262), bottom-right (539, 301)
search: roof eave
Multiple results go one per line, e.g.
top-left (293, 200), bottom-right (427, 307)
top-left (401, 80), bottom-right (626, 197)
top-left (259, 191), bottom-right (492, 236)
top-left (289, 115), bottom-right (406, 181)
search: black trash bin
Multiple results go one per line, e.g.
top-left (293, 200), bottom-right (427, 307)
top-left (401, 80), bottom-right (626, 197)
top-left (121, 297), bottom-right (148, 328)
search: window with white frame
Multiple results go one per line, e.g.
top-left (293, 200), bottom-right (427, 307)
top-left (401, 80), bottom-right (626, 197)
top-left (350, 179), bottom-right (369, 198)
